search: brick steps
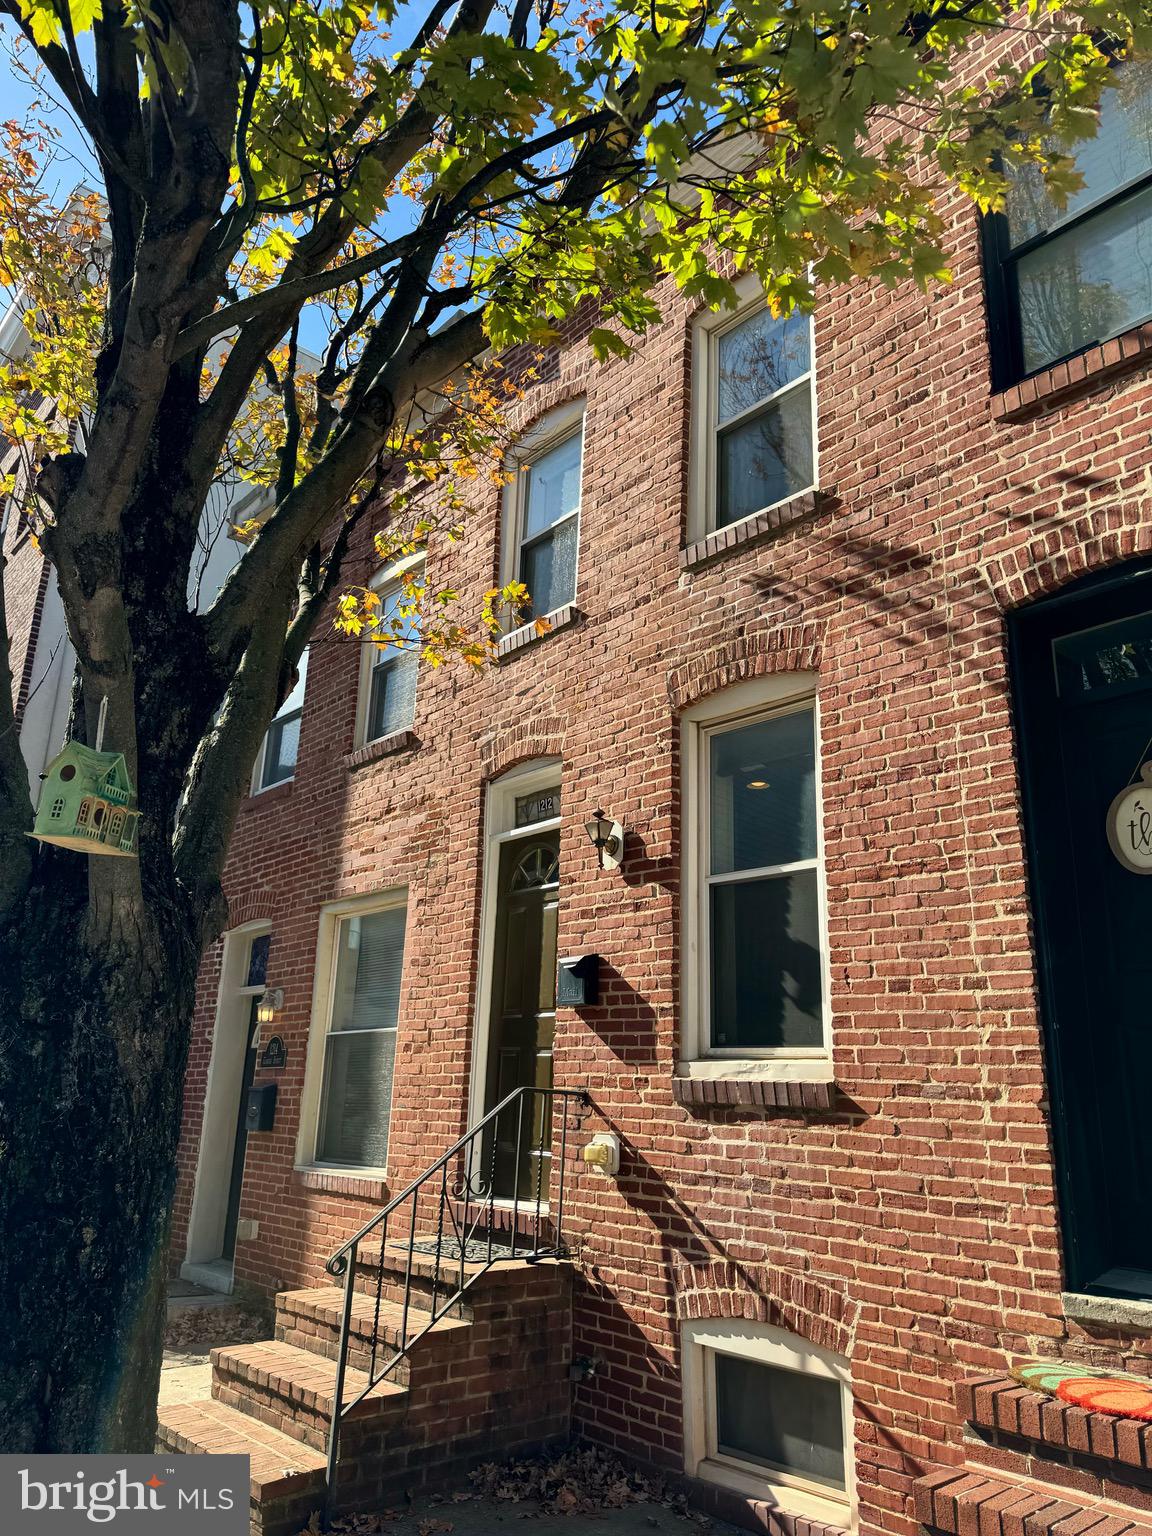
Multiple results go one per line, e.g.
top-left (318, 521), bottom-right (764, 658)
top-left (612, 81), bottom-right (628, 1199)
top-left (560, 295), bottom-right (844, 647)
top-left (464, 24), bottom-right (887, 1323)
top-left (276, 1285), bottom-right (471, 1378)
top-left (916, 1468), bottom-right (1152, 1536)
top-left (157, 1246), bottom-right (574, 1534)
top-left (156, 1398), bottom-right (326, 1536)
top-left (211, 1338), bottom-right (408, 1451)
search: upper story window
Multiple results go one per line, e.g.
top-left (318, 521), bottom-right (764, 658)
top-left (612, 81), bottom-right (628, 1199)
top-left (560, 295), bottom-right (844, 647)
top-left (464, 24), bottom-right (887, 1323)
top-left (984, 60), bottom-right (1152, 386)
top-left (681, 675), bottom-right (828, 1069)
top-left (357, 563), bottom-right (422, 747)
top-left (503, 403), bottom-right (584, 623)
top-left (691, 280), bottom-right (816, 539)
top-left (254, 649), bottom-right (308, 791)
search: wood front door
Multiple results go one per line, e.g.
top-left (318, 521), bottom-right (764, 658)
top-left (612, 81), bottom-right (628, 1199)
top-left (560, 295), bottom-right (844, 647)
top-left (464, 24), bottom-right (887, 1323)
top-left (484, 833), bottom-right (560, 1200)
top-left (1012, 564), bottom-right (1152, 1298)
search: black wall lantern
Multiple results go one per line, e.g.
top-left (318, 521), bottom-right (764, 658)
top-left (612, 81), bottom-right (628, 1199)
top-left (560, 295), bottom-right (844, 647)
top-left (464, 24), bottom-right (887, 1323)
top-left (584, 808), bottom-right (625, 871)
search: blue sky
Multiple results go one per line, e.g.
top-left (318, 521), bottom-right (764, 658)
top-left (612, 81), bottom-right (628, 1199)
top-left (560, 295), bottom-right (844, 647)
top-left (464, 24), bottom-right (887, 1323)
top-left (1, 20), bottom-right (102, 198)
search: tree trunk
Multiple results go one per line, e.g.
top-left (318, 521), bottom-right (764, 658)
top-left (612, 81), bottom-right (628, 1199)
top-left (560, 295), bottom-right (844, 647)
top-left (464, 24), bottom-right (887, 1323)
top-left (0, 855), bottom-right (202, 1452)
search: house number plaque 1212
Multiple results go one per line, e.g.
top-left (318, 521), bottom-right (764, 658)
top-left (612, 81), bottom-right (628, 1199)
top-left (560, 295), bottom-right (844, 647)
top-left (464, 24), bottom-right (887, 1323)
top-left (515, 788), bottom-right (561, 828)
top-left (1106, 762), bottom-right (1152, 874)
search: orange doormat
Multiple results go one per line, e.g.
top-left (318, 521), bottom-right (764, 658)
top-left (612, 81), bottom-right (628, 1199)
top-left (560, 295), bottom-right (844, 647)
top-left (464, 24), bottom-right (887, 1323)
top-left (1011, 1359), bottom-right (1152, 1421)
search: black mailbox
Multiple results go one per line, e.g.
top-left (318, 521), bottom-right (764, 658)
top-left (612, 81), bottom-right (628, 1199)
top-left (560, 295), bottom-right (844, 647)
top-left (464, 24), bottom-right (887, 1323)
top-left (557, 954), bottom-right (600, 1007)
top-left (245, 1082), bottom-right (277, 1133)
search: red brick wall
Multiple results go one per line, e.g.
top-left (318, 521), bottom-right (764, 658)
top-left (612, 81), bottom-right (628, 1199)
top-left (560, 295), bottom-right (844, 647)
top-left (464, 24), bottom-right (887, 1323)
top-left (3, 504), bottom-right (51, 724)
top-left (168, 152), bottom-right (1152, 1536)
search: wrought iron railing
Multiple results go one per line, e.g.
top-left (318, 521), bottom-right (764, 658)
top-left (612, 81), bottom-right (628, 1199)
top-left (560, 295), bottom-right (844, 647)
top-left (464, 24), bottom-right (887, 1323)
top-left (323, 1085), bottom-right (589, 1508)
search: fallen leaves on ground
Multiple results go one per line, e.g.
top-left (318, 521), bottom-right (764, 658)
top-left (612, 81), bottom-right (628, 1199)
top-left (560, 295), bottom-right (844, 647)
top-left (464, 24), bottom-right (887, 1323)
top-left (468, 1444), bottom-right (711, 1522)
top-left (163, 1303), bottom-right (269, 1352)
top-left (326, 1513), bottom-right (405, 1533)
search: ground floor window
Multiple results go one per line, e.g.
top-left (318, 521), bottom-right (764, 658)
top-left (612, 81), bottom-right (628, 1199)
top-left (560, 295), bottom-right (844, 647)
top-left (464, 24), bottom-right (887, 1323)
top-left (303, 893), bottom-right (407, 1172)
top-left (679, 673), bottom-right (829, 1071)
top-left (682, 1318), bottom-right (852, 1523)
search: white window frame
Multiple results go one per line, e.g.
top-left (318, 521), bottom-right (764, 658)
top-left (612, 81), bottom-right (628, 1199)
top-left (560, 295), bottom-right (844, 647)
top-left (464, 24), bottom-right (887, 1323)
top-left (183, 920), bottom-right (271, 1270)
top-left (500, 400), bottom-right (585, 624)
top-left (295, 887), bottom-right (408, 1177)
top-left (354, 552), bottom-right (425, 749)
top-left (252, 649), bottom-right (308, 793)
top-left (679, 674), bottom-right (831, 1080)
top-left (689, 272), bottom-right (818, 544)
top-left (682, 1318), bottom-right (854, 1526)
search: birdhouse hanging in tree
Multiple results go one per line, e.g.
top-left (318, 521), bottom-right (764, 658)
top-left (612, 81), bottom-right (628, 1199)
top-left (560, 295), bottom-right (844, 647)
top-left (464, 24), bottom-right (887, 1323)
top-left (30, 703), bottom-right (140, 858)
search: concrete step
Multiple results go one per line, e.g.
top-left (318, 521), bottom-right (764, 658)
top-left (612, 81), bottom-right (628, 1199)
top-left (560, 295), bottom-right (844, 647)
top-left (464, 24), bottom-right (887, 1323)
top-left (211, 1338), bottom-right (407, 1454)
top-left (275, 1285), bottom-right (472, 1380)
top-left (156, 1397), bottom-right (325, 1536)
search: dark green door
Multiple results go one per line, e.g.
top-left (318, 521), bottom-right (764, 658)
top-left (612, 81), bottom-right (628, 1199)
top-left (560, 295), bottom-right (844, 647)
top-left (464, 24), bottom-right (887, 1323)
top-left (1012, 564), bottom-right (1152, 1297)
top-left (484, 833), bottom-right (559, 1200)
top-left (221, 998), bottom-right (260, 1261)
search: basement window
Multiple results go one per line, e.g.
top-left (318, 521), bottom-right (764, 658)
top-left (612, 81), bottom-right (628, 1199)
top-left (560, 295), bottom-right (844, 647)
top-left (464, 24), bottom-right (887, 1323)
top-left (683, 1318), bottom-right (853, 1523)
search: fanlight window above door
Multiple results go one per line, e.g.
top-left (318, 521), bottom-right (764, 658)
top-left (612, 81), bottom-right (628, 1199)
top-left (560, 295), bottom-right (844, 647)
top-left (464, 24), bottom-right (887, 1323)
top-left (510, 845), bottom-right (560, 890)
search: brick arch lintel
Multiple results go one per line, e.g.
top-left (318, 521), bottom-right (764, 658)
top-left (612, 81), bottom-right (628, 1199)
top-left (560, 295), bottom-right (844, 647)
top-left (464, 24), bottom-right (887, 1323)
top-left (979, 494), bottom-right (1152, 612)
top-left (668, 624), bottom-right (823, 713)
top-left (672, 1258), bottom-right (857, 1358)
top-left (501, 378), bottom-right (588, 441)
top-left (480, 717), bottom-right (566, 782)
top-left (224, 892), bottom-right (279, 931)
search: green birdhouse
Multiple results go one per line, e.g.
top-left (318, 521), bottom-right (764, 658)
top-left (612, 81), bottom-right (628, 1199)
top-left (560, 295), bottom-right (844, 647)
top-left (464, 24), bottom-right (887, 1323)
top-left (31, 740), bottom-right (141, 857)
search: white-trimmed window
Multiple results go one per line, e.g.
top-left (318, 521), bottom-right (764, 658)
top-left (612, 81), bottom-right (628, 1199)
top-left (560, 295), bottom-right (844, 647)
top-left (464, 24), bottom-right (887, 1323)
top-left (254, 649), bottom-right (308, 791)
top-left (681, 675), bottom-right (828, 1071)
top-left (301, 892), bottom-right (408, 1171)
top-left (691, 277), bottom-right (816, 538)
top-left (502, 402), bottom-right (584, 622)
top-left (356, 561), bottom-right (422, 747)
top-left (683, 1319), bottom-right (853, 1522)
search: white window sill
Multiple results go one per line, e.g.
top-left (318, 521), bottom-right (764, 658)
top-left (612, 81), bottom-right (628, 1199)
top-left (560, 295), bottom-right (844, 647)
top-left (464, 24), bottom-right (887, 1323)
top-left (693, 1459), bottom-right (851, 1528)
top-left (673, 1058), bottom-right (835, 1112)
top-left (496, 602), bottom-right (581, 658)
top-left (677, 1058), bottom-right (833, 1083)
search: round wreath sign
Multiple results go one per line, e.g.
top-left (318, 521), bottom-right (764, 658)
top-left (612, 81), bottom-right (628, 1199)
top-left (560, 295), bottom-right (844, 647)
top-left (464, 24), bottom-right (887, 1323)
top-left (1106, 761), bottom-right (1152, 874)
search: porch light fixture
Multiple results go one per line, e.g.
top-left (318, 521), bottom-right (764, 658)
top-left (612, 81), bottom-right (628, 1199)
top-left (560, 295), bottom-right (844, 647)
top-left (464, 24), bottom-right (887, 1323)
top-left (585, 809), bottom-right (625, 872)
top-left (256, 987), bottom-right (283, 1025)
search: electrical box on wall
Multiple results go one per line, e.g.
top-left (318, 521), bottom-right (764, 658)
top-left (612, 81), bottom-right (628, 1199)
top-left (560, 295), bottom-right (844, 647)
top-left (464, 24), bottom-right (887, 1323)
top-left (557, 954), bottom-right (600, 1007)
top-left (245, 1081), bottom-right (277, 1132)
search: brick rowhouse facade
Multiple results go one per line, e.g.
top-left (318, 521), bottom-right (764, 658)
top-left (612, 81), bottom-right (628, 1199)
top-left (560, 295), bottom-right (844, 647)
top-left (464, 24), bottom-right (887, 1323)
top-left (0, 67), bottom-right (1135, 1536)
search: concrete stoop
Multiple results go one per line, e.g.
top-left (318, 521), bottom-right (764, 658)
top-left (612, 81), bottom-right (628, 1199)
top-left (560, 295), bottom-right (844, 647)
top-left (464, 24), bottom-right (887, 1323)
top-left (157, 1243), bottom-right (573, 1536)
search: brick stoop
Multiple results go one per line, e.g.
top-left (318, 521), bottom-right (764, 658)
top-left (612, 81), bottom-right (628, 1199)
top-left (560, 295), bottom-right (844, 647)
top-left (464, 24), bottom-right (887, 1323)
top-left (915, 1467), bottom-right (1152, 1536)
top-left (913, 1373), bottom-right (1152, 1536)
top-left (954, 1374), bottom-right (1152, 1514)
top-left (157, 1243), bottom-right (573, 1536)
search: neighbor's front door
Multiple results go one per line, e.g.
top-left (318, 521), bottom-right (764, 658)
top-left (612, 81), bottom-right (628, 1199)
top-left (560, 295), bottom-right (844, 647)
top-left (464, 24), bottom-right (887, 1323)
top-left (484, 832), bottom-right (560, 1200)
top-left (221, 997), bottom-right (260, 1261)
top-left (1012, 565), bottom-right (1152, 1297)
